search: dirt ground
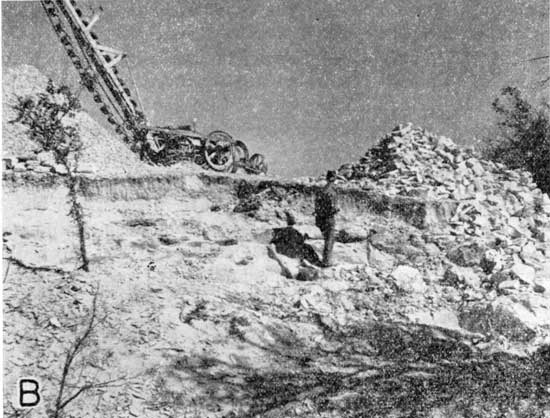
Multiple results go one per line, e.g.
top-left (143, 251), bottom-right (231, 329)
top-left (3, 176), bottom-right (550, 418)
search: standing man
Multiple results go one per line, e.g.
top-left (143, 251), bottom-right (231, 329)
top-left (315, 170), bottom-right (340, 267)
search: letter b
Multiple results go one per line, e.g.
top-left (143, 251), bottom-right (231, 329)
top-left (18, 378), bottom-right (40, 408)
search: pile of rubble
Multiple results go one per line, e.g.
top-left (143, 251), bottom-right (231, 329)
top-left (3, 152), bottom-right (70, 175)
top-left (2, 65), bottom-right (148, 176)
top-left (338, 123), bottom-right (543, 200)
top-left (332, 124), bottom-right (550, 313)
top-left (336, 123), bottom-right (550, 234)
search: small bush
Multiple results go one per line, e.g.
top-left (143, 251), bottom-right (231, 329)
top-left (12, 80), bottom-right (90, 271)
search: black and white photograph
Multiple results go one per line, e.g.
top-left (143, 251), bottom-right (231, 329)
top-left (2, 0), bottom-right (550, 416)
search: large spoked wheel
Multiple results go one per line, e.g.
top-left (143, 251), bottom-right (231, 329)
top-left (203, 130), bottom-right (235, 172)
top-left (249, 153), bottom-right (268, 175)
top-left (231, 140), bottom-right (250, 173)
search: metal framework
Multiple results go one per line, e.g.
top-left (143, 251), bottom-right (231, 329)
top-left (40, 0), bottom-right (268, 174)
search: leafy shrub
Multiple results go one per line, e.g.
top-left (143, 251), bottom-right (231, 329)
top-left (12, 80), bottom-right (90, 271)
top-left (482, 86), bottom-right (550, 194)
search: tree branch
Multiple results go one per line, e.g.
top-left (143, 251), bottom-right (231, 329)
top-left (4, 256), bottom-right (69, 275)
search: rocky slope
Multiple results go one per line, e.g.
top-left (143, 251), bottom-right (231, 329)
top-left (333, 123), bottom-right (550, 304)
top-left (2, 65), bottom-right (196, 176)
top-left (4, 170), bottom-right (550, 418)
top-left (3, 67), bottom-right (550, 417)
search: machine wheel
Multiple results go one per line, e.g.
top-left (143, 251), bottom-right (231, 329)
top-left (203, 130), bottom-right (235, 172)
top-left (249, 153), bottom-right (268, 175)
top-left (231, 140), bottom-right (250, 173)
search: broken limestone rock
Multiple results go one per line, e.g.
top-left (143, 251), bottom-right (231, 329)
top-left (423, 243), bottom-right (441, 257)
top-left (33, 165), bottom-right (53, 174)
top-left (442, 265), bottom-right (481, 289)
top-left (330, 124), bottom-right (550, 248)
top-left (13, 162), bottom-right (26, 172)
top-left (25, 160), bottom-right (40, 169)
top-left (296, 288), bottom-right (332, 315)
top-left (390, 265), bottom-right (427, 293)
top-left (54, 164), bottom-right (68, 175)
top-left (294, 224), bottom-right (322, 240)
top-left (36, 151), bottom-right (56, 167)
top-left (480, 249), bottom-right (504, 274)
top-left (497, 279), bottom-right (521, 295)
top-left (407, 308), bottom-right (461, 331)
top-left (534, 263), bottom-right (550, 293)
top-left (510, 262), bottom-right (536, 286)
top-left (446, 242), bottom-right (485, 267)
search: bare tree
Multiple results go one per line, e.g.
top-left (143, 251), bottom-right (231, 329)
top-left (50, 290), bottom-right (126, 418)
top-left (12, 80), bottom-right (90, 271)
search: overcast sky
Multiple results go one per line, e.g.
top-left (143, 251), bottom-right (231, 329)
top-left (2, 0), bottom-right (549, 176)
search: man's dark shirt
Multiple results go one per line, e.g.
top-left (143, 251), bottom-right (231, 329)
top-left (315, 182), bottom-right (338, 228)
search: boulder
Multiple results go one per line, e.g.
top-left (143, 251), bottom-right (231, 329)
top-left (466, 158), bottom-right (485, 176)
top-left (34, 165), bottom-right (53, 174)
top-left (252, 229), bottom-right (274, 244)
top-left (537, 194), bottom-right (550, 215)
top-left (36, 151), bottom-right (56, 167)
top-left (13, 163), bottom-right (27, 172)
top-left (534, 263), bottom-right (550, 293)
top-left (181, 175), bottom-right (204, 192)
top-left (497, 279), bottom-right (520, 294)
top-left (480, 249), bottom-right (503, 274)
top-left (446, 242), bottom-right (485, 267)
top-left (294, 224), bottom-right (322, 240)
top-left (510, 262), bottom-right (536, 286)
top-left (24, 160), bottom-right (40, 169)
top-left (54, 164), bottom-right (68, 175)
top-left (533, 226), bottom-right (549, 242)
top-left (407, 308), bottom-right (461, 331)
top-left (435, 135), bottom-right (457, 151)
top-left (390, 265), bottom-right (427, 293)
top-left (533, 283), bottom-right (547, 293)
top-left (519, 241), bottom-right (546, 266)
top-left (442, 265), bottom-right (481, 289)
top-left (296, 287), bottom-right (332, 314)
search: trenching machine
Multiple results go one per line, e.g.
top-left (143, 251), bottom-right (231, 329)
top-left (40, 0), bottom-right (268, 174)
